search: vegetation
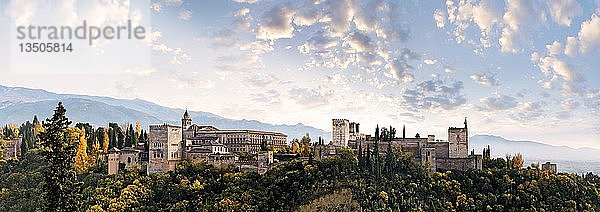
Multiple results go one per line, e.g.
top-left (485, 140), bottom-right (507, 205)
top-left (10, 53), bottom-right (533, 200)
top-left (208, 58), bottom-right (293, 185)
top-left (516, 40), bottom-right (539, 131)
top-left (0, 103), bottom-right (599, 211)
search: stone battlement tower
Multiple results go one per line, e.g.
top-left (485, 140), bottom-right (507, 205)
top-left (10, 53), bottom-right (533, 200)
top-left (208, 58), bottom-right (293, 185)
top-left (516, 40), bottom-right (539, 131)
top-left (448, 118), bottom-right (468, 158)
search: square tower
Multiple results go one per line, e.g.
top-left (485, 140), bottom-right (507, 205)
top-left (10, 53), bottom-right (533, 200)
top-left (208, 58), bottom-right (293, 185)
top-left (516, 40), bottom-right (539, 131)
top-left (448, 118), bottom-right (468, 158)
top-left (332, 119), bottom-right (350, 147)
top-left (148, 124), bottom-right (182, 174)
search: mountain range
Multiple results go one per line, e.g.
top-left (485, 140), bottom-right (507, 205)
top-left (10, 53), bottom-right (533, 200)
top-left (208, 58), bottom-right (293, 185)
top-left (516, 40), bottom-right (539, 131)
top-left (470, 135), bottom-right (600, 173)
top-left (0, 85), bottom-right (329, 140)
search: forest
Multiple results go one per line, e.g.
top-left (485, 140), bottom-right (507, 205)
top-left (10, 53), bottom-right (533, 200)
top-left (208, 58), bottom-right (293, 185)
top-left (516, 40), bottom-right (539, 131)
top-left (1, 103), bottom-right (599, 211)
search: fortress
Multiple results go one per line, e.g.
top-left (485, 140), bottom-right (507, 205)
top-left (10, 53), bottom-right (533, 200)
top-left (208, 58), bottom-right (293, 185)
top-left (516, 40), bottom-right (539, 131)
top-left (335, 118), bottom-right (482, 172)
top-left (144, 110), bottom-right (286, 174)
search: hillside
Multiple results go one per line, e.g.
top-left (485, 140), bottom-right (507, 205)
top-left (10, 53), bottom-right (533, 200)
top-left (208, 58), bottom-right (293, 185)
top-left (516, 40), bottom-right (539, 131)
top-left (0, 85), bottom-right (329, 140)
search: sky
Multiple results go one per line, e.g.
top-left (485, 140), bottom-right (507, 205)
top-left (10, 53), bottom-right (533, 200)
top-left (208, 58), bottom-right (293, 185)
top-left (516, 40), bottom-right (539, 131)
top-left (0, 0), bottom-right (599, 148)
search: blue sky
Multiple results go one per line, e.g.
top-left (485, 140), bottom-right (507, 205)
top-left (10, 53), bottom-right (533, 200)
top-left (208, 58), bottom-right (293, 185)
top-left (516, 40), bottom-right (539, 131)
top-left (1, 0), bottom-right (599, 148)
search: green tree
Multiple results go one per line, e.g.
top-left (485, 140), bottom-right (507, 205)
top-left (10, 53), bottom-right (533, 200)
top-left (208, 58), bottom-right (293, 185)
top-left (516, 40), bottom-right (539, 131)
top-left (38, 102), bottom-right (81, 211)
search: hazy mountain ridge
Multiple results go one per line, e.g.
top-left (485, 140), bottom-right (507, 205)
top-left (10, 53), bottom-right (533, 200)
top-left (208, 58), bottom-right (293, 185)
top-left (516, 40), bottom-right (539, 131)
top-left (0, 85), bottom-right (329, 140)
top-left (470, 134), bottom-right (600, 173)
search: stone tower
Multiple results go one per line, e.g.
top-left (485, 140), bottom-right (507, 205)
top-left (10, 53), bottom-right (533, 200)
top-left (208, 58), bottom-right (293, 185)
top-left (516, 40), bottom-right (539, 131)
top-left (107, 147), bottom-right (120, 175)
top-left (181, 109), bottom-right (192, 157)
top-left (182, 109), bottom-right (192, 131)
top-left (448, 118), bottom-right (468, 158)
top-left (332, 119), bottom-right (350, 147)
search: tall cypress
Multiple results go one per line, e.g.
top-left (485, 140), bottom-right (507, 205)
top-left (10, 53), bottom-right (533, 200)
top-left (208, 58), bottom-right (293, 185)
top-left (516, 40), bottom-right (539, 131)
top-left (38, 102), bottom-right (80, 211)
top-left (373, 126), bottom-right (380, 178)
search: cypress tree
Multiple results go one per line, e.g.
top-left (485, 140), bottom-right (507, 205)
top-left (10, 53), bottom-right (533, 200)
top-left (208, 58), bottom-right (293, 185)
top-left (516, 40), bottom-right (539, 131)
top-left (125, 124), bottom-right (132, 148)
top-left (358, 140), bottom-right (363, 170)
top-left (373, 125), bottom-right (380, 178)
top-left (38, 102), bottom-right (80, 211)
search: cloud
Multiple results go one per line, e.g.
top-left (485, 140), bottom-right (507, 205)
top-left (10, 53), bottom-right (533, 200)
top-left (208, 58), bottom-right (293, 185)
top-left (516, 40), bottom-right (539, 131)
top-left (434, 9), bottom-right (446, 28)
top-left (256, 4), bottom-right (295, 40)
top-left (168, 70), bottom-right (215, 89)
top-left (298, 30), bottom-right (338, 54)
top-left (115, 81), bottom-right (138, 98)
top-left (125, 67), bottom-right (156, 77)
top-left (344, 31), bottom-right (375, 52)
top-left (178, 9), bottom-right (192, 21)
top-left (387, 58), bottom-right (414, 82)
top-left (210, 29), bottom-right (238, 49)
top-left (470, 72), bottom-right (500, 86)
top-left (479, 94), bottom-right (518, 111)
top-left (500, 0), bottom-right (544, 53)
top-left (578, 13), bottom-right (600, 54)
top-left (548, 0), bottom-right (582, 26)
top-left (236, 0), bottom-right (416, 85)
top-left (564, 36), bottom-right (578, 56)
top-left (233, 0), bottom-right (260, 4)
top-left (245, 73), bottom-right (278, 87)
top-left (423, 59), bottom-right (437, 65)
top-left (151, 0), bottom-right (183, 12)
top-left (401, 79), bottom-right (466, 111)
top-left (560, 98), bottom-right (580, 110)
top-left (251, 90), bottom-right (280, 104)
top-left (545, 40), bottom-right (562, 56)
top-left (510, 101), bottom-right (547, 121)
top-left (535, 55), bottom-right (584, 93)
top-left (585, 89), bottom-right (600, 115)
top-left (233, 8), bottom-right (252, 30)
top-left (288, 87), bottom-right (334, 107)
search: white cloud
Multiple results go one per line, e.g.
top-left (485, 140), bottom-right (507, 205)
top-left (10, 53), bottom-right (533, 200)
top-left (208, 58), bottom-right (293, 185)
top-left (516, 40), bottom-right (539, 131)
top-left (256, 4), bottom-right (295, 40)
top-left (344, 31), bottom-right (374, 52)
top-left (578, 13), bottom-right (600, 54)
top-left (298, 30), bottom-right (338, 54)
top-left (233, 8), bottom-right (252, 29)
top-left (560, 98), bottom-right (580, 110)
top-left (548, 0), bottom-right (582, 26)
top-left (434, 9), bottom-right (446, 28)
top-left (535, 55), bottom-right (584, 94)
top-left (210, 29), bottom-right (238, 49)
top-left (500, 0), bottom-right (544, 53)
top-left (564, 36), bottom-right (578, 56)
top-left (510, 101), bottom-right (547, 121)
top-left (245, 73), bottom-right (278, 87)
top-left (326, 0), bottom-right (356, 36)
top-left (423, 59), bottom-right (437, 65)
top-left (178, 9), bottom-right (192, 21)
top-left (168, 70), bottom-right (215, 89)
top-left (470, 72), bottom-right (500, 86)
top-left (388, 58), bottom-right (414, 82)
top-left (479, 94), bottom-right (518, 111)
top-left (288, 87), bottom-right (334, 108)
top-left (546, 40), bottom-right (563, 56)
top-left (402, 79), bottom-right (466, 110)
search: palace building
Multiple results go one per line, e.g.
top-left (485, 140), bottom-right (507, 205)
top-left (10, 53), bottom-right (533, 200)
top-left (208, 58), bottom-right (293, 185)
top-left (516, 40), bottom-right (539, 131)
top-left (144, 110), bottom-right (287, 174)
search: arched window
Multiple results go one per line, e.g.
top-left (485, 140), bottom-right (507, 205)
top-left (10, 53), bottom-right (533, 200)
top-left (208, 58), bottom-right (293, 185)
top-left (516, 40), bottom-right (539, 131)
top-left (127, 157), bottom-right (131, 164)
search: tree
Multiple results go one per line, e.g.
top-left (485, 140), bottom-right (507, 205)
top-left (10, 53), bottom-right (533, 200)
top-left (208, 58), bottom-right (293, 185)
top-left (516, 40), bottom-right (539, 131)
top-left (125, 124), bottom-right (133, 148)
top-left (512, 153), bottom-right (523, 170)
top-left (135, 122), bottom-right (141, 135)
top-left (291, 140), bottom-right (300, 154)
top-left (100, 128), bottom-right (109, 152)
top-left (70, 127), bottom-right (88, 174)
top-left (38, 102), bottom-right (81, 211)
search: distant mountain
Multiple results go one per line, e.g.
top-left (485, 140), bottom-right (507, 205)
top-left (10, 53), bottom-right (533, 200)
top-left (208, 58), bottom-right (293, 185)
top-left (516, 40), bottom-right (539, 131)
top-left (470, 135), bottom-right (600, 173)
top-left (0, 85), bottom-right (329, 141)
